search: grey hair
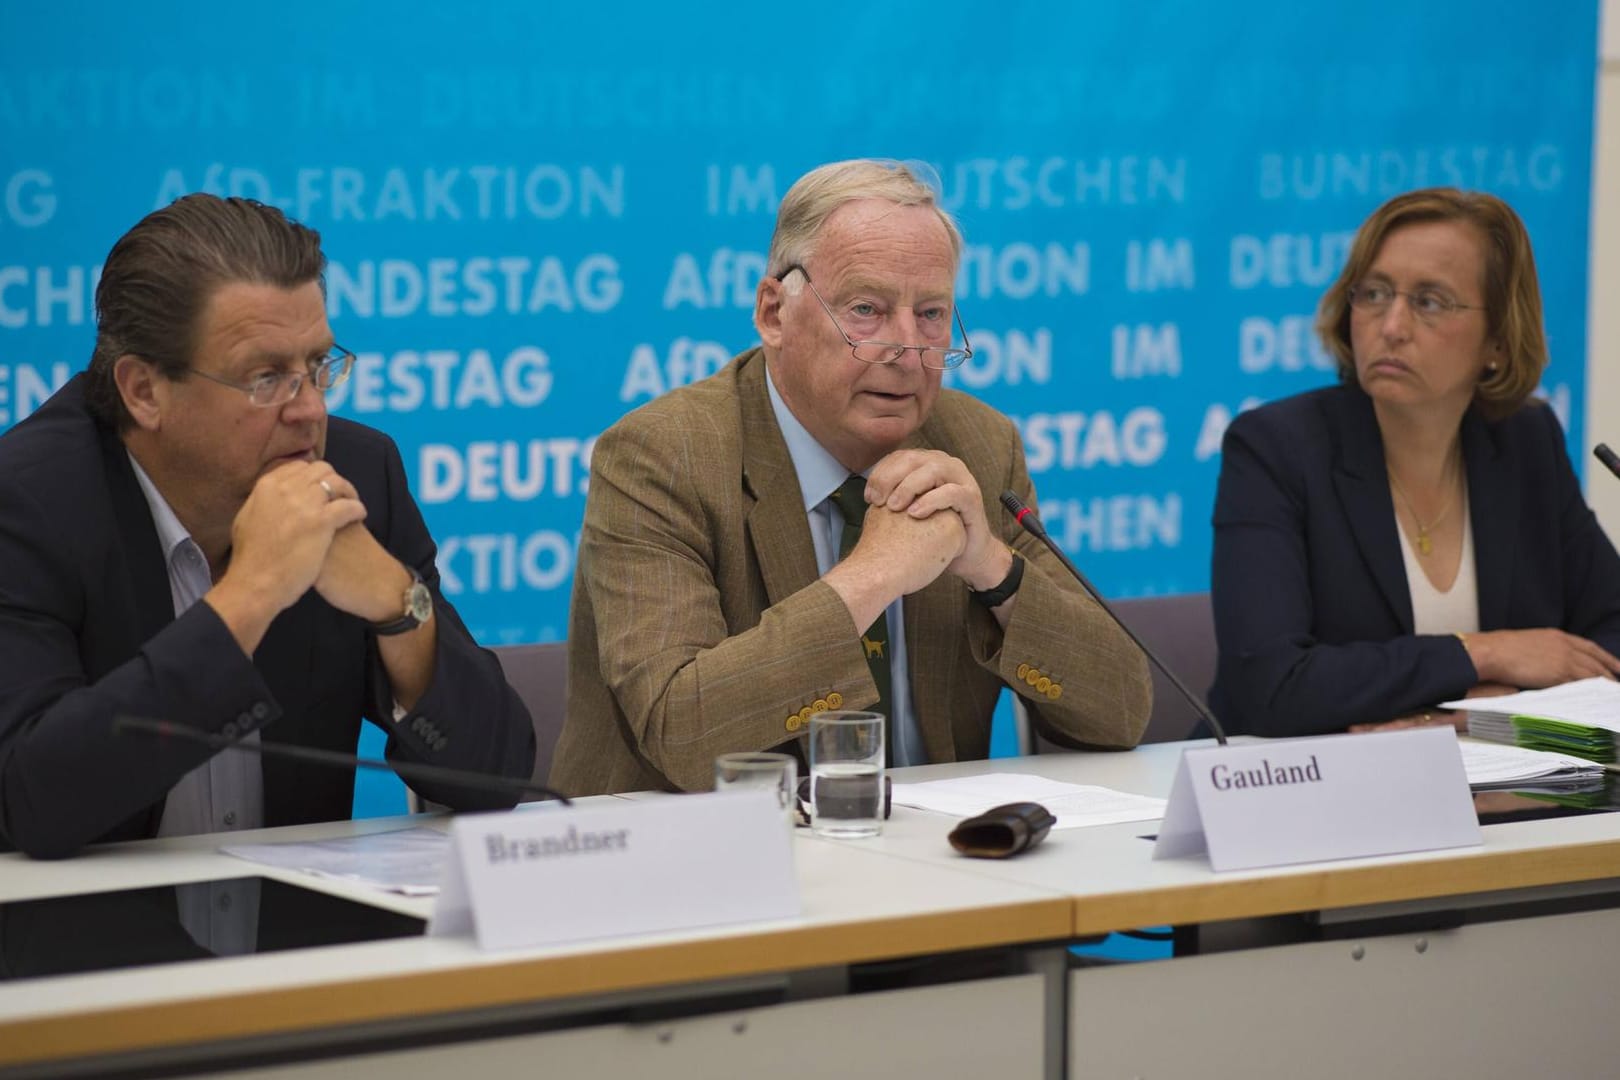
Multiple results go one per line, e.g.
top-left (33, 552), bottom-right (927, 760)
top-left (765, 159), bottom-right (962, 290)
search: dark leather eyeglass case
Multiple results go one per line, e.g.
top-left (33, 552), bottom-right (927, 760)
top-left (947, 801), bottom-right (1056, 858)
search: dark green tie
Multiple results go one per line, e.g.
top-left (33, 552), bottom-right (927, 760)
top-left (827, 475), bottom-right (892, 765)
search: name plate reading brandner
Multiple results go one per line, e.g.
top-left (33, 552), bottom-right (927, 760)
top-left (1153, 727), bottom-right (1481, 872)
top-left (430, 790), bottom-right (799, 950)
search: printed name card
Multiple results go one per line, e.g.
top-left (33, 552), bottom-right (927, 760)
top-left (428, 790), bottom-right (800, 950)
top-left (1152, 727), bottom-right (1481, 872)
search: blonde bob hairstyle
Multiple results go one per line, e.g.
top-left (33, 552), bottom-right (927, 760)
top-left (765, 159), bottom-right (962, 286)
top-left (1316, 187), bottom-right (1547, 420)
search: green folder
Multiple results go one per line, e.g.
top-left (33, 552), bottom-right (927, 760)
top-left (1511, 714), bottom-right (1618, 765)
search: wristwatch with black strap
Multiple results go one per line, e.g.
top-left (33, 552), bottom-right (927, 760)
top-left (371, 566), bottom-right (434, 636)
top-left (968, 551), bottom-right (1025, 609)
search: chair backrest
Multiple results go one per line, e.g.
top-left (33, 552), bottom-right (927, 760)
top-left (1030, 592), bottom-right (1216, 750)
top-left (493, 641), bottom-right (570, 784)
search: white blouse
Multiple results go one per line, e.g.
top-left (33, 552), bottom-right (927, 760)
top-left (1398, 483), bottom-right (1480, 636)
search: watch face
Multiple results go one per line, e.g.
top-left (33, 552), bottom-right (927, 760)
top-left (406, 582), bottom-right (433, 623)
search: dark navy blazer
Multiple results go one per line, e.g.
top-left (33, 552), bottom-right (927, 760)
top-left (0, 376), bottom-right (535, 857)
top-left (1208, 384), bottom-right (1620, 736)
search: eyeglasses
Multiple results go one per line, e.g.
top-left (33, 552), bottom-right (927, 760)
top-left (1348, 282), bottom-right (1484, 326)
top-left (186, 347), bottom-right (355, 407)
top-left (780, 264), bottom-right (973, 370)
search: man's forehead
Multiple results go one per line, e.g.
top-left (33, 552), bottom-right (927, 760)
top-left (195, 279), bottom-right (333, 365)
top-left (809, 201), bottom-right (958, 289)
top-left (829, 271), bottom-right (954, 301)
top-left (197, 280), bottom-right (328, 328)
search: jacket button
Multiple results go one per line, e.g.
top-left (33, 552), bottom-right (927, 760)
top-left (1024, 668), bottom-right (1041, 687)
top-left (826, 692), bottom-right (844, 708)
top-left (1016, 663), bottom-right (1031, 681)
top-left (786, 715), bottom-right (803, 732)
top-left (1046, 684), bottom-right (1063, 701)
top-left (812, 699), bottom-right (829, 712)
top-left (251, 702), bottom-right (270, 720)
top-left (1035, 676), bottom-right (1052, 693)
top-left (798, 706), bottom-right (813, 721)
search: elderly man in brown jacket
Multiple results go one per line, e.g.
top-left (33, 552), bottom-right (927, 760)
top-left (550, 159), bottom-right (1150, 796)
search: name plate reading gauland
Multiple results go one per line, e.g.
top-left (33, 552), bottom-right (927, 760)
top-left (1152, 727), bottom-right (1481, 872)
top-left (428, 790), bottom-right (799, 950)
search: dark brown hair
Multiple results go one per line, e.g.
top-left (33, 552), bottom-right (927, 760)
top-left (86, 195), bottom-right (326, 429)
top-left (1316, 187), bottom-right (1547, 420)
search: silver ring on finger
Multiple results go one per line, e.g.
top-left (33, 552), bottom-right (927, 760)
top-left (319, 479), bottom-right (336, 501)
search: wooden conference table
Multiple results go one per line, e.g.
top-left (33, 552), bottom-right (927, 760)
top-left (3, 740), bottom-right (1620, 1079)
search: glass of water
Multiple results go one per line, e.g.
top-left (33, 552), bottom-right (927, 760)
top-left (807, 711), bottom-right (884, 839)
top-left (713, 751), bottom-right (798, 820)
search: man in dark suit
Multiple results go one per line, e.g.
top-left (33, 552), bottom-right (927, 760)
top-left (551, 160), bottom-right (1150, 796)
top-left (0, 195), bottom-right (535, 858)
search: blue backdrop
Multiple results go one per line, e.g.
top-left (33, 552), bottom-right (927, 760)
top-left (0, 1), bottom-right (1600, 813)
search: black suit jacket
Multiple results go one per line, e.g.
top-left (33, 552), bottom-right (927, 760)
top-left (1208, 384), bottom-right (1620, 737)
top-left (0, 376), bottom-right (536, 857)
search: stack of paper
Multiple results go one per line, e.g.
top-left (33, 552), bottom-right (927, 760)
top-left (222, 827), bottom-right (449, 895)
top-left (1440, 679), bottom-right (1620, 764)
top-left (1457, 739), bottom-right (1606, 790)
top-left (889, 773), bottom-right (1166, 829)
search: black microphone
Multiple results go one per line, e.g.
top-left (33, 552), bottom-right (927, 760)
top-left (113, 715), bottom-right (572, 805)
top-left (999, 490), bottom-right (1229, 745)
top-left (1595, 443), bottom-right (1620, 481)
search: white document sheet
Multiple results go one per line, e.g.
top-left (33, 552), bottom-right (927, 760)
top-left (1457, 740), bottom-right (1605, 789)
top-left (890, 772), bottom-right (1166, 829)
top-left (1440, 678), bottom-right (1620, 731)
top-left (223, 826), bottom-right (449, 896)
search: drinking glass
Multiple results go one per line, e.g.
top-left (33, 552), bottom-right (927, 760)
top-left (807, 711), bottom-right (884, 838)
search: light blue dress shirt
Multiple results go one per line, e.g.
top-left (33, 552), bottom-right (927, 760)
top-left (127, 454), bottom-right (265, 840)
top-left (128, 454), bottom-right (263, 955)
top-left (764, 368), bottom-right (927, 766)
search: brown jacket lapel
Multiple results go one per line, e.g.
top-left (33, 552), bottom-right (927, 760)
top-left (737, 353), bottom-right (821, 607)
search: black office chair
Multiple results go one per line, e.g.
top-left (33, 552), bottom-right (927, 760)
top-left (492, 641), bottom-right (569, 786)
top-left (1023, 592), bottom-right (1216, 751)
top-left (406, 640), bottom-right (568, 812)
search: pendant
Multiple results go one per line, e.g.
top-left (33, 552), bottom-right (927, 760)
top-left (1417, 532), bottom-right (1433, 556)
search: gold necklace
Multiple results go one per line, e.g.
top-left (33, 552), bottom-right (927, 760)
top-left (1387, 454), bottom-right (1460, 557)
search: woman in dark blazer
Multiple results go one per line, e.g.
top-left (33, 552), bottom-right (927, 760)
top-left (1209, 189), bottom-right (1620, 737)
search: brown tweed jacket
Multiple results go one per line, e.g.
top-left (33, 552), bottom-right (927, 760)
top-left (549, 348), bottom-right (1150, 796)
